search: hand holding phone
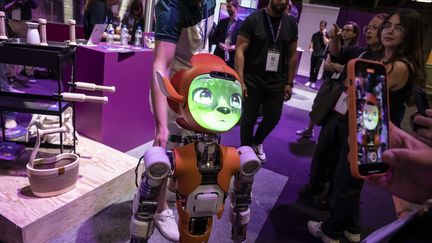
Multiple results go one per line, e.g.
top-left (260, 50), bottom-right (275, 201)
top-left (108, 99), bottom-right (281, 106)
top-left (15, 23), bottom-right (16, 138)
top-left (365, 123), bottom-right (432, 204)
top-left (347, 58), bottom-right (390, 178)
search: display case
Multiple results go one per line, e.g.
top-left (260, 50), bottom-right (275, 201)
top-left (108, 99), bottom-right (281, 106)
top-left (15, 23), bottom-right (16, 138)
top-left (0, 39), bottom-right (76, 153)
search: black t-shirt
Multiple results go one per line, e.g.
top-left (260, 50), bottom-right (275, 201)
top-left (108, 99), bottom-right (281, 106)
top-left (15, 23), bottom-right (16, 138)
top-left (311, 31), bottom-right (327, 57)
top-left (155, 0), bottom-right (215, 44)
top-left (239, 9), bottom-right (298, 92)
top-left (83, 0), bottom-right (114, 39)
top-left (329, 46), bottom-right (368, 85)
top-left (155, 0), bottom-right (216, 72)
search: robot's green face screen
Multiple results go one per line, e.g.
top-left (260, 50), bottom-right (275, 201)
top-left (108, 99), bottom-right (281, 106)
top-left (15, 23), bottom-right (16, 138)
top-left (188, 74), bottom-right (242, 132)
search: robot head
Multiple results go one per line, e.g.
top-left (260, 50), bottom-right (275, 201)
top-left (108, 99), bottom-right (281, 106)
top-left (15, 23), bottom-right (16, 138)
top-left (156, 53), bottom-right (242, 134)
top-left (363, 93), bottom-right (379, 130)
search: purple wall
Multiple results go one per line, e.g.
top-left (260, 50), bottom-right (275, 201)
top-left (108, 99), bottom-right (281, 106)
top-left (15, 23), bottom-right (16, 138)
top-left (75, 45), bottom-right (155, 152)
top-left (46, 23), bottom-right (85, 42)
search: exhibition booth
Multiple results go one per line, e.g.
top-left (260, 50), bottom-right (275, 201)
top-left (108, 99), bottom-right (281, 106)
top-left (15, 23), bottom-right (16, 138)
top-left (0, 14), bottom-right (155, 242)
top-left (0, 0), bottom-right (431, 242)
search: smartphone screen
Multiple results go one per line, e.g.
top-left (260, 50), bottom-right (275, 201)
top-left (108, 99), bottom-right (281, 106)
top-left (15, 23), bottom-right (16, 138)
top-left (353, 61), bottom-right (389, 176)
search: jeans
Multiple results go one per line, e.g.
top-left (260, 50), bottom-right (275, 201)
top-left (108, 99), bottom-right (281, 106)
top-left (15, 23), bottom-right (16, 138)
top-left (321, 113), bottom-right (363, 238)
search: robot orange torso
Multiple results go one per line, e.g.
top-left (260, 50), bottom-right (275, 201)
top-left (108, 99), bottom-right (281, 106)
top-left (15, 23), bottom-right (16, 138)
top-left (128, 53), bottom-right (261, 243)
top-left (161, 54), bottom-right (244, 242)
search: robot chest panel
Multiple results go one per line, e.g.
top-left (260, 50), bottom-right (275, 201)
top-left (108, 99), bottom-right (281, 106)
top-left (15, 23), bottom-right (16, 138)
top-left (184, 184), bottom-right (226, 218)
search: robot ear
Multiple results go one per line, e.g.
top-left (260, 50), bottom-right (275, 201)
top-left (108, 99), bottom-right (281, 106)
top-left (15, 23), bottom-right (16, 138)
top-left (155, 71), bottom-right (184, 103)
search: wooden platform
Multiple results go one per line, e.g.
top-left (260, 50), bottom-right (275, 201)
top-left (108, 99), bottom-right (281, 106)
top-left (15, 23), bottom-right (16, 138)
top-left (0, 137), bottom-right (140, 243)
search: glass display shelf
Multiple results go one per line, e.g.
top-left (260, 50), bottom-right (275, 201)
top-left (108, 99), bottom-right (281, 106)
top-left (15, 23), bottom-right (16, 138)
top-left (0, 40), bottom-right (75, 69)
top-left (0, 94), bottom-right (71, 116)
top-left (0, 39), bottom-right (76, 153)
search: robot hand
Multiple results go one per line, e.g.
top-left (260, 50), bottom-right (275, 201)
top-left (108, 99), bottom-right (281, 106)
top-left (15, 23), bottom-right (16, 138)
top-left (130, 147), bottom-right (172, 242)
top-left (229, 146), bottom-right (261, 243)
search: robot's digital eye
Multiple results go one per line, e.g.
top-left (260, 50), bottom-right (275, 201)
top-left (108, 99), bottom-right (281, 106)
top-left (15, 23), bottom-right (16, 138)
top-left (192, 88), bottom-right (213, 105)
top-left (230, 93), bottom-right (241, 109)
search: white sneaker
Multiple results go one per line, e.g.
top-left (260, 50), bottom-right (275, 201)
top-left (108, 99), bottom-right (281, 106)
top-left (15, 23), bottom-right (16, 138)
top-left (252, 144), bottom-right (266, 164)
top-left (307, 220), bottom-right (340, 243)
top-left (305, 81), bottom-right (311, 87)
top-left (154, 209), bottom-right (179, 242)
top-left (5, 119), bottom-right (17, 129)
top-left (296, 128), bottom-right (314, 138)
top-left (311, 83), bottom-right (316, 89)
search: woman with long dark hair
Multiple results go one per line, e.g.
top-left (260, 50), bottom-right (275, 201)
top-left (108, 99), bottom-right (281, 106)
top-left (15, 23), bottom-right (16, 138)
top-left (379, 8), bottom-right (425, 127)
top-left (121, 0), bottom-right (145, 43)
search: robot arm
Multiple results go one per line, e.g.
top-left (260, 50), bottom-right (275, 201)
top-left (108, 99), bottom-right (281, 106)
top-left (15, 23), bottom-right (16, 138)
top-left (130, 147), bottom-right (172, 242)
top-left (229, 146), bottom-right (261, 243)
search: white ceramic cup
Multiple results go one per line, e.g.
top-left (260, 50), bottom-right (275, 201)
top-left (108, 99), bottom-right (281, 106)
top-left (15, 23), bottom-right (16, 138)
top-left (26, 22), bottom-right (40, 44)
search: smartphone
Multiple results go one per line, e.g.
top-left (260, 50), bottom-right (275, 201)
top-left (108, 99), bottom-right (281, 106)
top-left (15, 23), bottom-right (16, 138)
top-left (413, 86), bottom-right (430, 116)
top-left (347, 58), bottom-right (390, 178)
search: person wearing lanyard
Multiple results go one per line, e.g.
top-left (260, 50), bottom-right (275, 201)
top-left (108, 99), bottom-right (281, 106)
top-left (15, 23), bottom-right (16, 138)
top-left (147, 0), bottom-right (216, 241)
top-left (210, 0), bottom-right (242, 68)
top-left (235, 0), bottom-right (297, 164)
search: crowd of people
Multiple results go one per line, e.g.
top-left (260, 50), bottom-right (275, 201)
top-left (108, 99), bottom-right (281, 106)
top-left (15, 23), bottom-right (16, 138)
top-left (0, 0), bottom-right (430, 242)
top-left (150, 0), bottom-right (431, 242)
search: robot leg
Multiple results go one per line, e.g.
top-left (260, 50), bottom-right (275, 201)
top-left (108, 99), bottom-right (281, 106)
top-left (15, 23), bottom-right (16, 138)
top-left (130, 147), bottom-right (172, 242)
top-left (229, 146), bottom-right (261, 243)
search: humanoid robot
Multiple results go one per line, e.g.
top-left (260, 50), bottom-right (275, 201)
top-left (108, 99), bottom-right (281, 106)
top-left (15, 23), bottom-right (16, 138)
top-left (130, 53), bottom-right (261, 243)
top-left (358, 93), bottom-right (381, 163)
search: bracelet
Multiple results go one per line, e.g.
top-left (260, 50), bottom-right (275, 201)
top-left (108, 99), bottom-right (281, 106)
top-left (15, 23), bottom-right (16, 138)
top-left (286, 83), bottom-right (294, 87)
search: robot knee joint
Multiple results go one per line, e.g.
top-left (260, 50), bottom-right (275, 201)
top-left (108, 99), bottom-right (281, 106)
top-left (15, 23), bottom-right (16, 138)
top-left (144, 146), bottom-right (172, 181)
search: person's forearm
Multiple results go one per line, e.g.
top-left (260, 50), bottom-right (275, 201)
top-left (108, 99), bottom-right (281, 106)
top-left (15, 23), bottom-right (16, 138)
top-left (151, 71), bottom-right (169, 132)
top-left (323, 35), bottom-right (330, 46)
top-left (234, 50), bottom-right (245, 84)
top-left (151, 48), bottom-right (172, 133)
top-left (324, 60), bottom-right (335, 72)
top-left (333, 63), bottom-right (344, 73)
top-left (287, 51), bottom-right (297, 85)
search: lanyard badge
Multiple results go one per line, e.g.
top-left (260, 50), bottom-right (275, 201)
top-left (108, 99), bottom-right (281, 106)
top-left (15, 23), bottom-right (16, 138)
top-left (266, 51), bottom-right (280, 72)
top-left (265, 10), bottom-right (281, 72)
